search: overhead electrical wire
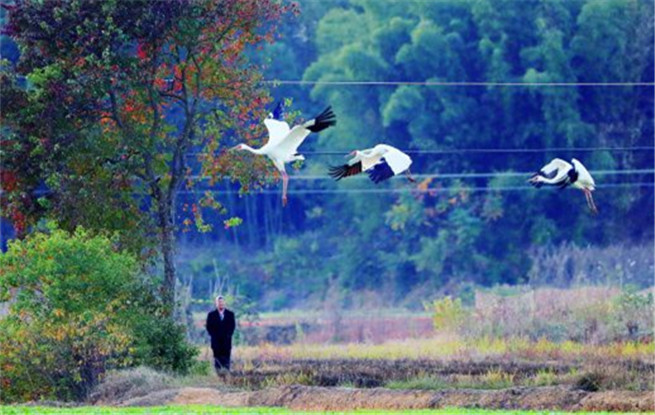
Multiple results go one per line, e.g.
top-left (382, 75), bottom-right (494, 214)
top-left (261, 80), bottom-right (655, 87)
top-left (186, 146), bottom-right (655, 159)
top-left (178, 181), bottom-right (654, 196)
top-left (7, 181), bottom-right (651, 198)
top-left (296, 146), bottom-right (655, 155)
top-left (188, 168), bottom-right (654, 181)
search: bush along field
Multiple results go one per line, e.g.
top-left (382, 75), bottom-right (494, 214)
top-left (0, 227), bottom-right (198, 403)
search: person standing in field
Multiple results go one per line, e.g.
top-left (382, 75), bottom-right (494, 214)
top-left (206, 295), bottom-right (236, 372)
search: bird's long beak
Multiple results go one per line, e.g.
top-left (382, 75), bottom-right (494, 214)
top-left (229, 145), bottom-right (240, 151)
top-left (346, 150), bottom-right (356, 158)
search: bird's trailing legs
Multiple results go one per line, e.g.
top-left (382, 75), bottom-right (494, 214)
top-left (583, 188), bottom-right (598, 215)
top-left (281, 171), bottom-right (289, 207)
top-left (405, 169), bottom-right (417, 183)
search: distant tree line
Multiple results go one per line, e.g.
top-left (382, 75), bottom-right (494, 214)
top-left (178, 0), bottom-right (654, 309)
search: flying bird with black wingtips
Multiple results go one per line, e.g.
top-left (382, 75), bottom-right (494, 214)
top-left (231, 103), bottom-right (336, 206)
top-left (528, 158), bottom-right (598, 214)
top-left (329, 144), bottom-right (415, 184)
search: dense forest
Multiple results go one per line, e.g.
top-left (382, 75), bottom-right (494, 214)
top-left (2, 0), bottom-right (654, 311)
top-left (177, 0), bottom-right (654, 310)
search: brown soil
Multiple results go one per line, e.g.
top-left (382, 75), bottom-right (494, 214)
top-left (170, 388), bottom-right (250, 406)
top-left (576, 390), bottom-right (655, 412)
top-left (117, 388), bottom-right (249, 407)
top-left (117, 385), bottom-right (655, 412)
top-left (91, 358), bottom-right (653, 411)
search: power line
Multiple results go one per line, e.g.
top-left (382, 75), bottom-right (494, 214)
top-left (189, 169), bottom-right (655, 181)
top-left (178, 182), bottom-right (654, 195)
top-left (186, 146), bottom-right (654, 158)
top-left (262, 80), bottom-right (655, 87)
top-left (6, 181), bottom-right (650, 198)
top-left (293, 169), bottom-right (654, 180)
top-left (291, 0), bottom-right (653, 3)
top-left (299, 146), bottom-right (655, 155)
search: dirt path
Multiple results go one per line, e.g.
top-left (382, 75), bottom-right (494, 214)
top-left (118, 385), bottom-right (654, 412)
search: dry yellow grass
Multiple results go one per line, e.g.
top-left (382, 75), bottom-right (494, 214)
top-left (209, 335), bottom-right (655, 363)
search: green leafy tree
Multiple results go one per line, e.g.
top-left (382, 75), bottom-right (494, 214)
top-left (0, 225), bottom-right (196, 402)
top-left (1, 0), bottom-right (296, 309)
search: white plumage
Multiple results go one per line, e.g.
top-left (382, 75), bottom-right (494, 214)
top-left (329, 144), bottom-right (415, 184)
top-left (232, 105), bottom-right (336, 206)
top-left (529, 157), bottom-right (598, 214)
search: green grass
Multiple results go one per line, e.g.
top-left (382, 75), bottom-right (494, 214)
top-left (0, 406), bottom-right (644, 415)
top-left (386, 370), bottom-right (537, 391)
top-left (386, 376), bottom-right (450, 390)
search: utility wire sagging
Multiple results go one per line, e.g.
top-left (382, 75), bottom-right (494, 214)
top-left (261, 80), bottom-right (655, 87)
top-left (189, 169), bottom-right (655, 182)
top-left (178, 182), bottom-right (654, 196)
top-left (187, 146), bottom-right (655, 158)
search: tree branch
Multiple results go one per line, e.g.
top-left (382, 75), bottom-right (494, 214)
top-left (108, 89), bottom-right (126, 131)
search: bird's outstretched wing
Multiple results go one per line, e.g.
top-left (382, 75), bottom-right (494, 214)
top-left (329, 162), bottom-right (362, 181)
top-left (264, 119), bottom-right (290, 146)
top-left (262, 102), bottom-right (290, 148)
top-left (367, 159), bottom-right (396, 183)
top-left (380, 146), bottom-right (412, 175)
top-left (305, 106), bottom-right (336, 133)
top-left (277, 106), bottom-right (337, 155)
top-left (530, 158), bottom-right (572, 187)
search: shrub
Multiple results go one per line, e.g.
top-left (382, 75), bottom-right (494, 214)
top-left (131, 315), bottom-right (198, 374)
top-left (528, 243), bottom-right (653, 288)
top-left (0, 226), bottom-right (196, 402)
top-left (426, 296), bottom-right (468, 332)
top-left (575, 370), bottom-right (605, 392)
top-left (611, 289), bottom-right (654, 340)
top-left (461, 286), bottom-right (654, 343)
top-left (528, 369), bottom-right (558, 386)
top-left (574, 364), bottom-right (653, 392)
top-left (187, 360), bottom-right (212, 377)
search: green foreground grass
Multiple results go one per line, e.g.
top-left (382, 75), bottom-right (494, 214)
top-left (0, 406), bottom-right (644, 415)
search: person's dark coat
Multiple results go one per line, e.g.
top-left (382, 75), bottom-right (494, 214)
top-left (206, 308), bottom-right (236, 354)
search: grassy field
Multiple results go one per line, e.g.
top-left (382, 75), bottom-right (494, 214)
top-left (230, 335), bottom-right (654, 362)
top-left (192, 336), bottom-right (654, 393)
top-left (0, 406), bottom-right (645, 415)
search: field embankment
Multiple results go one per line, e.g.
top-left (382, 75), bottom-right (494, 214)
top-left (90, 384), bottom-right (653, 412)
top-left (83, 356), bottom-right (654, 412)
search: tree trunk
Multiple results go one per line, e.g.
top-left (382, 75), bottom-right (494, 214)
top-left (157, 194), bottom-right (177, 313)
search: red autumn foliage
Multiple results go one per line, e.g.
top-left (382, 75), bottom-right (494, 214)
top-left (2, 0), bottom-right (296, 307)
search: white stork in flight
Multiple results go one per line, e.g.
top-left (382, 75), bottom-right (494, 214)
top-left (328, 144), bottom-right (415, 184)
top-left (528, 158), bottom-right (598, 214)
top-left (231, 103), bottom-right (336, 206)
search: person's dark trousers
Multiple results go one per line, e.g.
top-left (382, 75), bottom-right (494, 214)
top-left (212, 344), bottom-right (232, 372)
top-left (213, 353), bottom-right (231, 371)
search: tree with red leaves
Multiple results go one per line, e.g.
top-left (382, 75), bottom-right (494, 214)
top-left (1, 0), bottom-right (297, 311)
